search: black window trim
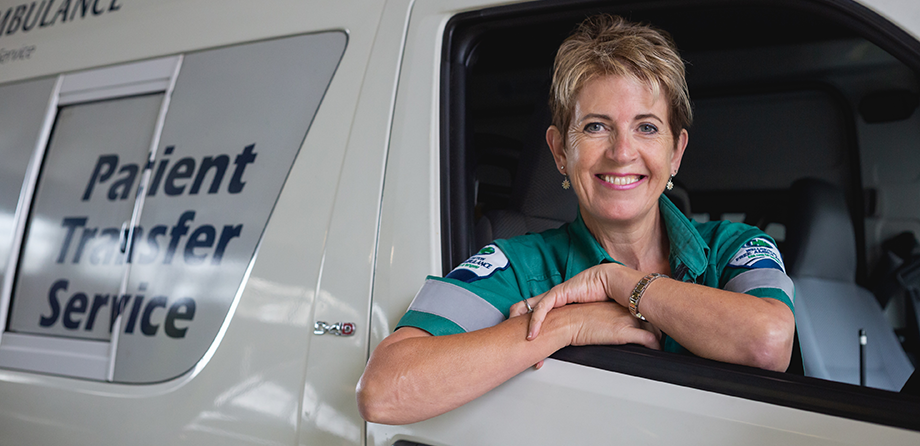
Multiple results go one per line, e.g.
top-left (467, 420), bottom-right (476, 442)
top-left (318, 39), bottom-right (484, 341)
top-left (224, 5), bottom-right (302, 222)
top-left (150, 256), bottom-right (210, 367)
top-left (553, 344), bottom-right (920, 432)
top-left (440, 0), bottom-right (920, 432)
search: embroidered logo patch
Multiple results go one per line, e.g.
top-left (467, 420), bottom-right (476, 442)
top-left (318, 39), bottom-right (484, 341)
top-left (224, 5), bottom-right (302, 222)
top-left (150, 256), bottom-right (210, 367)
top-left (446, 244), bottom-right (509, 283)
top-left (729, 237), bottom-right (785, 272)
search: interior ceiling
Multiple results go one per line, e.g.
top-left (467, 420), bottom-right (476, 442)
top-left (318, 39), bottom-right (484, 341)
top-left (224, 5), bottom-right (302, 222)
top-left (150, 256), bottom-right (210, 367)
top-left (468, 3), bottom-right (858, 73)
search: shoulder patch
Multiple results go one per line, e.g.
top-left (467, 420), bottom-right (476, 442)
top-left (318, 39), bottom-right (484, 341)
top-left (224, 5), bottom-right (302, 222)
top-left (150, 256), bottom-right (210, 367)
top-left (728, 237), bottom-right (786, 272)
top-left (445, 244), bottom-right (510, 283)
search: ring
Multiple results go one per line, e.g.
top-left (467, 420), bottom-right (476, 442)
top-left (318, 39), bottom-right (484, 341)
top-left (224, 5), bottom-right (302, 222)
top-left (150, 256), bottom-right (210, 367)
top-left (523, 299), bottom-right (533, 313)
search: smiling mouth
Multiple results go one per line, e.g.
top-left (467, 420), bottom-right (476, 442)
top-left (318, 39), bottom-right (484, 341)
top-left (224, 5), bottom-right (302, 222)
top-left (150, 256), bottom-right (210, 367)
top-left (599, 174), bottom-right (644, 186)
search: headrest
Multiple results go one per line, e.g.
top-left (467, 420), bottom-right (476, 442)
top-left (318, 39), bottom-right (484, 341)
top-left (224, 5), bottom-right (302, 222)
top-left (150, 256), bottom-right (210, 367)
top-left (785, 178), bottom-right (856, 281)
top-left (511, 111), bottom-right (578, 223)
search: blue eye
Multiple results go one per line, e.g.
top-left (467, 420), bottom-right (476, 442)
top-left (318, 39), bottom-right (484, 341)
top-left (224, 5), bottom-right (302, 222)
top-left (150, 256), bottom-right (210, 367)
top-left (584, 122), bottom-right (604, 133)
top-left (639, 123), bottom-right (658, 134)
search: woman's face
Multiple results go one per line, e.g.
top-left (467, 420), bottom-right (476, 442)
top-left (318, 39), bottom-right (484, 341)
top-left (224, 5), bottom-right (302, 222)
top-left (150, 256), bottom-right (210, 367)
top-left (547, 74), bottom-right (688, 230)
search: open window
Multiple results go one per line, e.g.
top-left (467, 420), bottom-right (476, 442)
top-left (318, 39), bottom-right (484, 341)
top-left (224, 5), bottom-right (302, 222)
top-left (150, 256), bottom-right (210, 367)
top-left (441, 0), bottom-right (920, 431)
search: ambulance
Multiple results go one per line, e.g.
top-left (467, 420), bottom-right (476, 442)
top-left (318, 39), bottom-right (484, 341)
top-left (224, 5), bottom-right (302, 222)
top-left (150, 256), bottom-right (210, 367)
top-left (0, 0), bottom-right (918, 444)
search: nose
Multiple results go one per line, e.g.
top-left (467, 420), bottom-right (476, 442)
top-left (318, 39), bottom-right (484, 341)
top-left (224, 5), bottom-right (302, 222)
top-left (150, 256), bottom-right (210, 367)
top-left (607, 128), bottom-right (637, 164)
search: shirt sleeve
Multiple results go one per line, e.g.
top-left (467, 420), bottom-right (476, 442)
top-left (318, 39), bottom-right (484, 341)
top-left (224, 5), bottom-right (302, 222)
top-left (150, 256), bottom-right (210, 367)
top-left (396, 243), bottom-right (525, 336)
top-left (720, 236), bottom-right (795, 314)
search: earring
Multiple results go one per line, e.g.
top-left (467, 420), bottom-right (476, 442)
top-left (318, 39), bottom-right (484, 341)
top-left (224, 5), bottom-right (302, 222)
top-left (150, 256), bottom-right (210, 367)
top-left (666, 176), bottom-right (674, 191)
top-left (562, 175), bottom-right (571, 190)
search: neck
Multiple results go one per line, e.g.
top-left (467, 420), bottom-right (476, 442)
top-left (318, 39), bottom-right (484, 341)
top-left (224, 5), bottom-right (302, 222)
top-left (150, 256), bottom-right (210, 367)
top-left (581, 204), bottom-right (671, 274)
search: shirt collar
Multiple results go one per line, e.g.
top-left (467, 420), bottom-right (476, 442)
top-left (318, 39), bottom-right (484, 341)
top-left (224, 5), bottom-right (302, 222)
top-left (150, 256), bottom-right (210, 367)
top-left (565, 195), bottom-right (709, 280)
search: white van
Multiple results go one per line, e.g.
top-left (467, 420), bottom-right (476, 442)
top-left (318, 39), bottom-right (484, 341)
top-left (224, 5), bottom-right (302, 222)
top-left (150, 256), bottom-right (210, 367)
top-left (0, 0), bottom-right (919, 444)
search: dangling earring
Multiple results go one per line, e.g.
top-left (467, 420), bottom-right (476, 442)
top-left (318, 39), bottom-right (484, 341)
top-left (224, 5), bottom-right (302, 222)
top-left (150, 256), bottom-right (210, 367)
top-left (562, 176), bottom-right (571, 190)
top-left (666, 176), bottom-right (674, 191)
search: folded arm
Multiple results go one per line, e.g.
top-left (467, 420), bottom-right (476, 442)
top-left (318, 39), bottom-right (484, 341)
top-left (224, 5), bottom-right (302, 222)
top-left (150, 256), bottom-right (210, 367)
top-left (513, 263), bottom-right (794, 371)
top-left (356, 301), bottom-right (659, 425)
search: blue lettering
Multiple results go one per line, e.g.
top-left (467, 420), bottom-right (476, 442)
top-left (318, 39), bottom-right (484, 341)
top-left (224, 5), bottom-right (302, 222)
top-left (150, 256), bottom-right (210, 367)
top-left (5, 5), bottom-right (26, 35)
top-left (85, 293), bottom-right (108, 331)
top-left (22, 1), bottom-right (44, 32)
top-left (57, 217), bottom-right (87, 263)
top-left (228, 144), bottom-right (257, 193)
top-left (165, 298), bottom-right (195, 338)
top-left (108, 164), bottom-right (138, 200)
top-left (37, 280), bottom-right (195, 338)
top-left (184, 225), bottom-right (215, 264)
top-left (140, 296), bottom-right (167, 336)
top-left (62, 292), bottom-right (88, 329)
top-left (82, 154), bottom-right (118, 201)
top-left (212, 224), bottom-right (242, 265)
top-left (164, 211), bottom-right (194, 264)
top-left (164, 157), bottom-right (195, 196)
top-left (39, 279), bottom-right (66, 327)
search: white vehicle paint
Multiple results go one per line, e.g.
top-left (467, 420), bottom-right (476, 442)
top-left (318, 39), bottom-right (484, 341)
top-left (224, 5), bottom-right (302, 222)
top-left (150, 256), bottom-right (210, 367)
top-left (0, 0), bottom-right (917, 445)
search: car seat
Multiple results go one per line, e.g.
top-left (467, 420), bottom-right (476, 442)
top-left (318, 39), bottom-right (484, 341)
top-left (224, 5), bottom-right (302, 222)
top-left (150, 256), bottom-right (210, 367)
top-left (785, 178), bottom-right (914, 390)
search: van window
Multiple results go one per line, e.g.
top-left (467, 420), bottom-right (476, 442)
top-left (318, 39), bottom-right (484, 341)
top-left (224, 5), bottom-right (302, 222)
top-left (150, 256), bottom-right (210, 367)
top-left (442, 0), bottom-right (920, 431)
top-left (0, 78), bottom-right (56, 296)
top-left (10, 94), bottom-right (163, 341)
top-left (0, 31), bottom-right (346, 383)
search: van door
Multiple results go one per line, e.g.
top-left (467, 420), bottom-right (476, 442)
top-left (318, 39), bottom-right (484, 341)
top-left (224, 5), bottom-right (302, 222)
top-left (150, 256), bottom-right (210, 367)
top-left (368, 0), bottom-right (920, 445)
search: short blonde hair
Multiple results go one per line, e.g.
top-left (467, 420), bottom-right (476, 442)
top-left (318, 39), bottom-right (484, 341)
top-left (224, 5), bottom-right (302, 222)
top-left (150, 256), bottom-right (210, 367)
top-left (550, 14), bottom-right (692, 138)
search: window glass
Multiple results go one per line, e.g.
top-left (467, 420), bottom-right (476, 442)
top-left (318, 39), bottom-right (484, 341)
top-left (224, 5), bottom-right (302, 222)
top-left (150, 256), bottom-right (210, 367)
top-left (112, 31), bottom-right (346, 383)
top-left (0, 78), bottom-right (56, 289)
top-left (8, 94), bottom-right (163, 341)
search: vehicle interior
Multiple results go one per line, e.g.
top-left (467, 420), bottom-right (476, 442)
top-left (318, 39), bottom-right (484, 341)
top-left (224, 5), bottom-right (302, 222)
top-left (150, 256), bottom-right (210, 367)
top-left (440, 0), bottom-right (920, 429)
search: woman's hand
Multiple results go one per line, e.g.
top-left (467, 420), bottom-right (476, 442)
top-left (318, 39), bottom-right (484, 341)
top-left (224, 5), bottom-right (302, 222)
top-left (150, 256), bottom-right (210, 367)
top-left (510, 263), bottom-right (645, 340)
top-left (562, 301), bottom-right (661, 349)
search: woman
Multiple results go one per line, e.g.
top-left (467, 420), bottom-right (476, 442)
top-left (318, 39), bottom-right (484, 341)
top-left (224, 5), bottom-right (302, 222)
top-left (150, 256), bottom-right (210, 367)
top-left (357, 14), bottom-right (795, 425)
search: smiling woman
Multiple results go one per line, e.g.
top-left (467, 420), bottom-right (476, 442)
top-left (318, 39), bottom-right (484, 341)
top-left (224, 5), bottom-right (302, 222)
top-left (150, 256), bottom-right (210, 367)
top-left (357, 14), bottom-right (796, 426)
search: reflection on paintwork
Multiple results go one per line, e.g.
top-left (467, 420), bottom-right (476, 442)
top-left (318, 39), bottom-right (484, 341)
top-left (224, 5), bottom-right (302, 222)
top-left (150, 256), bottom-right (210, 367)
top-left (240, 276), bottom-right (313, 326)
top-left (302, 383), bottom-right (361, 443)
top-left (371, 303), bottom-right (392, 343)
top-left (316, 289), bottom-right (362, 322)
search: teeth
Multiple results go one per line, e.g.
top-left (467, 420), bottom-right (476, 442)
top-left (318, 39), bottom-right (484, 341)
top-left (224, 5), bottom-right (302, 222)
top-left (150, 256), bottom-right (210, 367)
top-left (603, 175), bottom-right (641, 185)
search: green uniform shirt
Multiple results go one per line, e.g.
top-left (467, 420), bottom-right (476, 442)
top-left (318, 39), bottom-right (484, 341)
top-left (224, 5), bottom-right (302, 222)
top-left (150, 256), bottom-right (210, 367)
top-left (397, 195), bottom-right (795, 355)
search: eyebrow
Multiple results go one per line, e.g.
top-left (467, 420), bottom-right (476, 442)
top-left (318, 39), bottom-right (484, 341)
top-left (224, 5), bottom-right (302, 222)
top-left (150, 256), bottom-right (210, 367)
top-left (577, 113), bottom-right (665, 123)
top-left (578, 113), bottom-right (612, 122)
top-left (634, 113), bottom-right (664, 123)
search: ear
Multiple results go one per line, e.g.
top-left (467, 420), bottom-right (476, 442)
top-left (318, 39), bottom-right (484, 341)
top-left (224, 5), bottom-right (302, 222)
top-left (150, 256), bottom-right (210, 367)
top-left (670, 128), bottom-right (688, 175)
top-left (546, 125), bottom-right (567, 174)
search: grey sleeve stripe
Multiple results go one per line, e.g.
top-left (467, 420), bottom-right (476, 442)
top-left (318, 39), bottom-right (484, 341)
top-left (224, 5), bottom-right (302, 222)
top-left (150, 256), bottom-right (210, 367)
top-left (724, 268), bottom-right (795, 303)
top-left (408, 279), bottom-right (506, 332)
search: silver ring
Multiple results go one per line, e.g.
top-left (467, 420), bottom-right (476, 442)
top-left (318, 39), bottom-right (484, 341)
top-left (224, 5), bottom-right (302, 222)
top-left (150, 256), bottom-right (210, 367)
top-left (523, 299), bottom-right (533, 313)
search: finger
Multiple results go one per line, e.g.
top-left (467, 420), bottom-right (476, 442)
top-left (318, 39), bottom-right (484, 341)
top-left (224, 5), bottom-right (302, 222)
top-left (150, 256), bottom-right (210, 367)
top-left (509, 301), bottom-right (526, 318)
top-left (623, 327), bottom-right (661, 350)
top-left (527, 293), bottom-right (556, 340)
top-left (534, 359), bottom-right (545, 370)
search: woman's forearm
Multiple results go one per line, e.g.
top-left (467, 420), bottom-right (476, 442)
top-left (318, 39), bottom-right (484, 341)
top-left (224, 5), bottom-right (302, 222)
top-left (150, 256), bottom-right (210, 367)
top-left (357, 301), bottom-right (660, 425)
top-left (356, 313), bottom-right (570, 425)
top-left (624, 275), bottom-right (795, 371)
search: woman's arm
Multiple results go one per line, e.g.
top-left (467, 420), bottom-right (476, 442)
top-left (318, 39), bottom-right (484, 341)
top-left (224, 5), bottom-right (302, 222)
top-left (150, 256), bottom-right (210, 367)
top-left (516, 263), bottom-right (794, 371)
top-left (356, 301), bottom-right (659, 425)
top-left (629, 272), bottom-right (794, 371)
